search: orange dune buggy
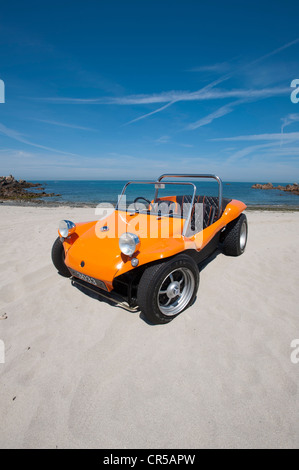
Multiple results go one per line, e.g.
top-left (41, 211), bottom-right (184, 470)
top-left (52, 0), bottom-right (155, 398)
top-left (51, 174), bottom-right (247, 324)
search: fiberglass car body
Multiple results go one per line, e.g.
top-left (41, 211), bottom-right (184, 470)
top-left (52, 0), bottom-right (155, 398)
top-left (51, 174), bottom-right (247, 324)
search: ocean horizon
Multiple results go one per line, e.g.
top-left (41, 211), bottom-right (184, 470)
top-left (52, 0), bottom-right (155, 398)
top-left (29, 180), bottom-right (299, 207)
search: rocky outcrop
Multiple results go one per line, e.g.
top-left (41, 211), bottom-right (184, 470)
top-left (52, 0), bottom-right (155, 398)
top-left (284, 184), bottom-right (299, 195)
top-left (0, 175), bottom-right (60, 200)
top-left (252, 183), bottom-right (273, 189)
top-left (252, 182), bottom-right (299, 195)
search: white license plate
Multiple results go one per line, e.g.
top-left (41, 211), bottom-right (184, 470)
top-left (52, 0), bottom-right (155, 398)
top-left (70, 268), bottom-right (107, 291)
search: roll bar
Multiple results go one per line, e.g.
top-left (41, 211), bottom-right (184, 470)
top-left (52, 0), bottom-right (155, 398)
top-left (157, 174), bottom-right (223, 217)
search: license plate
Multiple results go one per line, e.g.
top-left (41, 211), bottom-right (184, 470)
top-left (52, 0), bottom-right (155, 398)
top-left (69, 268), bottom-right (107, 291)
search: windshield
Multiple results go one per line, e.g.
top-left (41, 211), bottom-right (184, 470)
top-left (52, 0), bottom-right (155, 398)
top-left (116, 181), bottom-right (196, 218)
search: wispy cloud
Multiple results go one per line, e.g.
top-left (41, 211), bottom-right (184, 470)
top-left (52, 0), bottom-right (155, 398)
top-left (262, 146), bottom-right (299, 156)
top-left (188, 62), bottom-right (231, 73)
top-left (121, 72), bottom-right (234, 125)
top-left (225, 142), bottom-right (277, 163)
top-left (186, 85), bottom-right (290, 130)
top-left (281, 113), bottom-right (299, 132)
top-left (31, 38), bottom-right (299, 131)
top-left (121, 86), bottom-right (288, 105)
top-left (211, 132), bottom-right (299, 142)
top-left (31, 97), bottom-right (103, 104)
top-left (37, 85), bottom-right (289, 129)
top-left (38, 82), bottom-right (241, 106)
top-left (36, 119), bottom-right (97, 132)
top-left (210, 130), bottom-right (299, 164)
top-left (35, 71), bottom-right (235, 129)
top-left (35, 82), bottom-right (291, 107)
top-left (187, 99), bottom-right (242, 130)
top-left (154, 135), bottom-right (194, 148)
top-left (0, 122), bottom-right (79, 156)
top-left (126, 38), bottom-right (299, 126)
top-left (248, 37), bottom-right (299, 67)
top-left (35, 37), bottom-right (298, 107)
top-left (155, 135), bottom-right (171, 144)
top-left (123, 101), bottom-right (177, 125)
top-left (225, 139), bottom-right (299, 164)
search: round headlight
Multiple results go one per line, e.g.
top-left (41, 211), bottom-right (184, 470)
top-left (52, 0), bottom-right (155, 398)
top-left (58, 220), bottom-right (76, 238)
top-left (119, 232), bottom-right (140, 256)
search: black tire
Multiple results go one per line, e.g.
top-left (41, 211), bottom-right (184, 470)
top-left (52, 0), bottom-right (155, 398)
top-left (137, 254), bottom-right (199, 324)
top-left (51, 237), bottom-right (71, 277)
top-left (222, 213), bottom-right (248, 257)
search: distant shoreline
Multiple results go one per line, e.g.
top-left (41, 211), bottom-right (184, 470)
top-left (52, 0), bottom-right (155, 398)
top-left (2, 179), bottom-right (299, 208)
top-left (1, 199), bottom-right (298, 211)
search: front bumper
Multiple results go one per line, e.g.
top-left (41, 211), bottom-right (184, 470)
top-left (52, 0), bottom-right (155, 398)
top-left (71, 276), bottom-right (139, 313)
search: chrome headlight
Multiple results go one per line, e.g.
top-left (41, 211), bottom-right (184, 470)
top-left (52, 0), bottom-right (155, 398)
top-left (119, 232), bottom-right (140, 256)
top-left (58, 220), bottom-right (76, 238)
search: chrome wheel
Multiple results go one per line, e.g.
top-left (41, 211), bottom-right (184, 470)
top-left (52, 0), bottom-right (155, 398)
top-left (240, 220), bottom-right (247, 251)
top-left (157, 267), bottom-right (195, 316)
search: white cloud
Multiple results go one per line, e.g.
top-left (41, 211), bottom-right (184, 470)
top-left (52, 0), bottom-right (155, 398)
top-left (211, 132), bottom-right (299, 142)
top-left (187, 101), bottom-right (240, 130)
top-left (281, 114), bottom-right (299, 132)
top-left (203, 129), bottom-right (299, 164)
top-left (0, 122), bottom-right (79, 156)
top-left (220, 132), bottom-right (299, 164)
top-left (121, 38), bottom-right (299, 126)
top-left (36, 119), bottom-right (97, 132)
top-left (123, 86), bottom-right (288, 126)
top-left (226, 142), bottom-right (278, 163)
top-left (188, 62), bottom-right (231, 73)
top-left (27, 38), bottom-right (299, 133)
top-left (248, 37), bottom-right (299, 67)
top-left (38, 86), bottom-right (289, 106)
top-left (123, 101), bottom-right (177, 125)
top-left (186, 85), bottom-right (291, 130)
top-left (155, 135), bottom-right (171, 144)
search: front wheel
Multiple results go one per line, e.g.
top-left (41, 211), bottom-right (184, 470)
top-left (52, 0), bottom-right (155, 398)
top-left (51, 237), bottom-right (71, 277)
top-left (222, 213), bottom-right (248, 256)
top-left (137, 254), bottom-right (199, 324)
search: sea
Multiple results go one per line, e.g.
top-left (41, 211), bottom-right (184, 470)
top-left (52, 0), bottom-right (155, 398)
top-left (30, 180), bottom-right (299, 208)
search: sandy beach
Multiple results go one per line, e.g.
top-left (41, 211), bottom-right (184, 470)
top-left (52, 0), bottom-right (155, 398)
top-left (0, 204), bottom-right (298, 449)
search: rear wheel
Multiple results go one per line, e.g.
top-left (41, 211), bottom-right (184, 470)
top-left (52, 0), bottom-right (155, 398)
top-left (223, 213), bottom-right (248, 256)
top-left (51, 237), bottom-right (71, 277)
top-left (137, 254), bottom-right (199, 324)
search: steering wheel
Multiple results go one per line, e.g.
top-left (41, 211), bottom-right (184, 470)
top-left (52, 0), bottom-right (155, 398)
top-left (133, 196), bottom-right (153, 212)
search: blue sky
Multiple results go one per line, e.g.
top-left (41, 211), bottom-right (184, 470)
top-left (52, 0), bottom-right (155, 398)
top-left (0, 0), bottom-right (299, 181)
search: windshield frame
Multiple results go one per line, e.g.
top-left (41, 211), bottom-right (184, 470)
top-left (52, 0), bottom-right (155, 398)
top-left (116, 180), bottom-right (197, 237)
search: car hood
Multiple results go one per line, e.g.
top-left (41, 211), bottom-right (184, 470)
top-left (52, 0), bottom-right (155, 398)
top-left (64, 210), bottom-right (188, 288)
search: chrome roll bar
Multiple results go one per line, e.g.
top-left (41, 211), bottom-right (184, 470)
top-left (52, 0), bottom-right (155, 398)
top-left (157, 174), bottom-right (223, 217)
top-left (116, 175), bottom-right (223, 238)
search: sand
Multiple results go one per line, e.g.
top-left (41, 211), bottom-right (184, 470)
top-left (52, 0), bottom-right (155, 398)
top-left (0, 204), bottom-right (298, 449)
